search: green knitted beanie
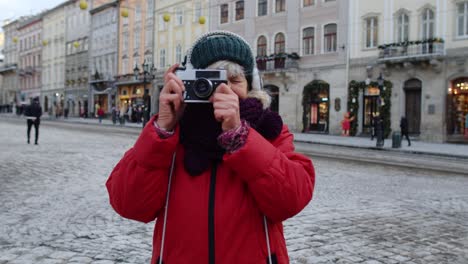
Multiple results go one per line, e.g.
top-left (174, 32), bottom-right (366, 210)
top-left (189, 31), bottom-right (255, 76)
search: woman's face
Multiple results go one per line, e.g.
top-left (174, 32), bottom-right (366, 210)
top-left (227, 74), bottom-right (248, 99)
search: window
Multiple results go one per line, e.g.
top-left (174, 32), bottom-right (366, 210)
top-left (123, 32), bottom-right (129, 53)
top-left (396, 13), bottom-right (409, 42)
top-left (303, 0), bottom-right (314, 7)
top-left (176, 8), bottom-right (184, 25)
top-left (122, 58), bottom-right (128, 74)
top-left (160, 49), bottom-right (166, 68)
top-left (457, 2), bottom-right (468, 37)
top-left (276, 0), bottom-right (285, 13)
top-left (145, 27), bottom-right (152, 47)
top-left (134, 29), bottom-right (140, 51)
top-left (220, 4), bottom-right (229, 24)
top-left (422, 9), bottom-right (434, 39)
top-left (365, 17), bottom-right (378, 48)
top-left (135, 4), bottom-right (142, 22)
top-left (258, 0), bottom-right (268, 16)
top-left (236, 1), bottom-right (244, 21)
top-left (303, 27), bottom-right (315, 55)
top-left (147, 0), bottom-right (154, 18)
top-left (193, 2), bottom-right (202, 22)
top-left (274, 33), bottom-right (285, 53)
top-left (144, 54), bottom-right (153, 66)
top-left (257, 36), bottom-right (267, 56)
top-left (324, 23), bottom-right (337, 52)
top-left (175, 44), bottom-right (182, 63)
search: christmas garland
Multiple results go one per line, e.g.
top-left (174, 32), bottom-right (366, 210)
top-left (347, 80), bottom-right (393, 137)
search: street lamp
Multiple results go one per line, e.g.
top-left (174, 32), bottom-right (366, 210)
top-left (376, 73), bottom-right (385, 148)
top-left (134, 60), bottom-right (157, 127)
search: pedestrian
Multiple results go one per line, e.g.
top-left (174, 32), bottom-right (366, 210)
top-left (464, 112), bottom-right (468, 139)
top-left (340, 111), bottom-right (354, 136)
top-left (25, 97), bottom-right (42, 145)
top-left (400, 116), bottom-right (411, 146)
top-left (106, 31), bottom-right (315, 264)
top-left (97, 107), bottom-right (104, 123)
top-left (374, 113), bottom-right (385, 147)
top-left (111, 104), bottom-right (117, 125)
top-left (119, 104), bottom-right (126, 125)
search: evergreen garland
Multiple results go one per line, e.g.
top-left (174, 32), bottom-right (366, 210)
top-left (347, 80), bottom-right (393, 137)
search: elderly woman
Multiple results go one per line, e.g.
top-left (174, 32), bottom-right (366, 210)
top-left (106, 31), bottom-right (315, 264)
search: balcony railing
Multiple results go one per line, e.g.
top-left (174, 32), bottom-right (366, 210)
top-left (256, 53), bottom-right (300, 72)
top-left (378, 39), bottom-right (445, 62)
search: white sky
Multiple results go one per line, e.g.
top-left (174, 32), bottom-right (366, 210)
top-left (0, 0), bottom-right (65, 26)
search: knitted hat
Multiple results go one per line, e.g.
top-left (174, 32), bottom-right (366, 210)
top-left (188, 31), bottom-right (255, 78)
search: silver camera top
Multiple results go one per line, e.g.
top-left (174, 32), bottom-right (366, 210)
top-left (175, 68), bottom-right (227, 81)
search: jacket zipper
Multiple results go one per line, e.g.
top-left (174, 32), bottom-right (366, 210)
top-left (208, 162), bottom-right (218, 264)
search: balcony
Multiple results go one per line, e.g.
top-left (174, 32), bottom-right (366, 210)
top-left (378, 39), bottom-right (445, 63)
top-left (256, 53), bottom-right (300, 73)
top-left (0, 63), bottom-right (17, 73)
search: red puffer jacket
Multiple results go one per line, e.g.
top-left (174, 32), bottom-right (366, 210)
top-left (106, 116), bottom-right (315, 264)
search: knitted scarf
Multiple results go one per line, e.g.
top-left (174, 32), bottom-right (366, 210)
top-left (180, 98), bottom-right (283, 176)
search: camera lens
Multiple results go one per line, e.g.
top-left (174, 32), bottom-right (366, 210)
top-left (193, 78), bottom-right (213, 99)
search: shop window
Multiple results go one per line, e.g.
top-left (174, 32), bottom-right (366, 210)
top-left (448, 77), bottom-right (468, 135)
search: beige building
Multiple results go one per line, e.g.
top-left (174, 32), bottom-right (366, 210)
top-left (0, 20), bottom-right (19, 109)
top-left (209, 0), bottom-right (349, 134)
top-left (116, 0), bottom-right (155, 120)
top-left (348, 0), bottom-right (468, 143)
top-left (152, 0), bottom-right (210, 112)
top-left (42, 2), bottom-right (67, 116)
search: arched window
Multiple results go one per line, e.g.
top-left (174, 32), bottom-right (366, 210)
top-left (303, 27), bottom-right (315, 55)
top-left (323, 23), bottom-right (337, 52)
top-left (257, 36), bottom-right (267, 56)
top-left (421, 8), bottom-right (434, 39)
top-left (274, 33), bottom-right (285, 54)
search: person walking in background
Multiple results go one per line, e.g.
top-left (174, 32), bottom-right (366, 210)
top-left (111, 104), bottom-right (117, 125)
top-left (25, 97), bottom-right (42, 145)
top-left (341, 112), bottom-right (354, 136)
top-left (106, 31), bottom-right (315, 264)
top-left (97, 107), bottom-right (104, 123)
top-left (400, 116), bottom-right (411, 146)
top-left (119, 104), bottom-right (126, 125)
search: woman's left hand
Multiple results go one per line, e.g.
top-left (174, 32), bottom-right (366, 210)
top-left (210, 83), bottom-right (241, 132)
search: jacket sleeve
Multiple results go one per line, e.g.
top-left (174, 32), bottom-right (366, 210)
top-left (223, 125), bottom-right (315, 223)
top-left (106, 116), bottom-right (179, 223)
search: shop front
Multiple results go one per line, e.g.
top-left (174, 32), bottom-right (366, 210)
top-left (447, 77), bottom-right (468, 142)
top-left (89, 79), bottom-right (116, 117)
top-left (362, 86), bottom-right (381, 134)
top-left (302, 80), bottom-right (330, 133)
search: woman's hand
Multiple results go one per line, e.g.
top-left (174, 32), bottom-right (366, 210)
top-left (156, 64), bottom-right (185, 131)
top-left (210, 83), bottom-right (241, 132)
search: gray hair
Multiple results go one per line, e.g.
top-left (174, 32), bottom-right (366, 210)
top-left (208, 60), bottom-right (271, 109)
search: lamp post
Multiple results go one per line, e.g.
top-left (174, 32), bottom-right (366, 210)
top-left (376, 73), bottom-right (385, 148)
top-left (134, 60), bottom-right (157, 127)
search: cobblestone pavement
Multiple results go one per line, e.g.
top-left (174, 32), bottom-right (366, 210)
top-left (1, 120), bottom-right (467, 264)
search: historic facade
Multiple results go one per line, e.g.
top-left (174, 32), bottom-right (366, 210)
top-left (89, 0), bottom-right (119, 116)
top-left (65, 0), bottom-right (91, 117)
top-left (0, 20), bottom-right (20, 107)
top-left (42, 2), bottom-right (67, 116)
top-left (348, 0), bottom-right (468, 143)
top-left (209, 0), bottom-right (349, 134)
top-left (17, 15), bottom-right (43, 104)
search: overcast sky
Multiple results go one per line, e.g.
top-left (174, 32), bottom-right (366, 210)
top-left (0, 0), bottom-right (65, 26)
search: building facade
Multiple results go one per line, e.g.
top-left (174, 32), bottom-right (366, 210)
top-left (153, 0), bottom-right (209, 112)
top-left (65, 0), bottom-right (91, 117)
top-left (42, 3), bottom-right (67, 116)
top-left (0, 20), bottom-right (19, 108)
top-left (348, 0), bottom-right (468, 143)
top-left (115, 0), bottom-right (155, 122)
top-left (209, 0), bottom-right (349, 133)
top-left (89, 0), bottom-right (119, 115)
top-left (17, 15), bottom-right (43, 105)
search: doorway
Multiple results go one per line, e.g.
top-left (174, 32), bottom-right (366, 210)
top-left (404, 79), bottom-right (422, 134)
top-left (264, 85), bottom-right (279, 113)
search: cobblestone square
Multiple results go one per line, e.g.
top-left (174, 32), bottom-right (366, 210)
top-left (1, 120), bottom-right (467, 263)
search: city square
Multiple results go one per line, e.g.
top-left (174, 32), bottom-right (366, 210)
top-left (0, 118), bottom-right (467, 263)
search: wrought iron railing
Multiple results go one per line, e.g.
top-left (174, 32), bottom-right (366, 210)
top-left (378, 40), bottom-right (445, 61)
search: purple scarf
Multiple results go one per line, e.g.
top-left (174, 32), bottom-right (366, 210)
top-left (180, 98), bottom-right (283, 176)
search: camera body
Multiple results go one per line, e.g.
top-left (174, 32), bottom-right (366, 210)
top-left (176, 69), bottom-right (227, 103)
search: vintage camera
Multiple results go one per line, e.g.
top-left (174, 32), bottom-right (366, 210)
top-left (176, 69), bottom-right (227, 103)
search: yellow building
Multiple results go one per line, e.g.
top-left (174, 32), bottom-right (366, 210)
top-left (152, 0), bottom-right (209, 112)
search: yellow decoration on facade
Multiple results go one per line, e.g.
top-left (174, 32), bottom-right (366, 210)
top-left (13, 37), bottom-right (18, 43)
top-left (121, 8), bottom-right (129, 18)
top-left (198, 16), bottom-right (206, 25)
top-left (73, 41), bottom-right (80, 48)
top-left (42, 40), bottom-right (48, 46)
top-left (163, 13), bottom-right (171, 22)
top-left (79, 0), bottom-right (88, 10)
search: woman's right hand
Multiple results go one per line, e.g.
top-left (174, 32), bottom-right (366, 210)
top-left (156, 64), bottom-right (186, 131)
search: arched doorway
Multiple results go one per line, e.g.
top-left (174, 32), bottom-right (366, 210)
top-left (264, 85), bottom-right (279, 113)
top-left (302, 80), bottom-right (330, 133)
top-left (404, 79), bottom-right (422, 134)
top-left (447, 77), bottom-right (468, 137)
top-left (44, 96), bottom-right (48, 112)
